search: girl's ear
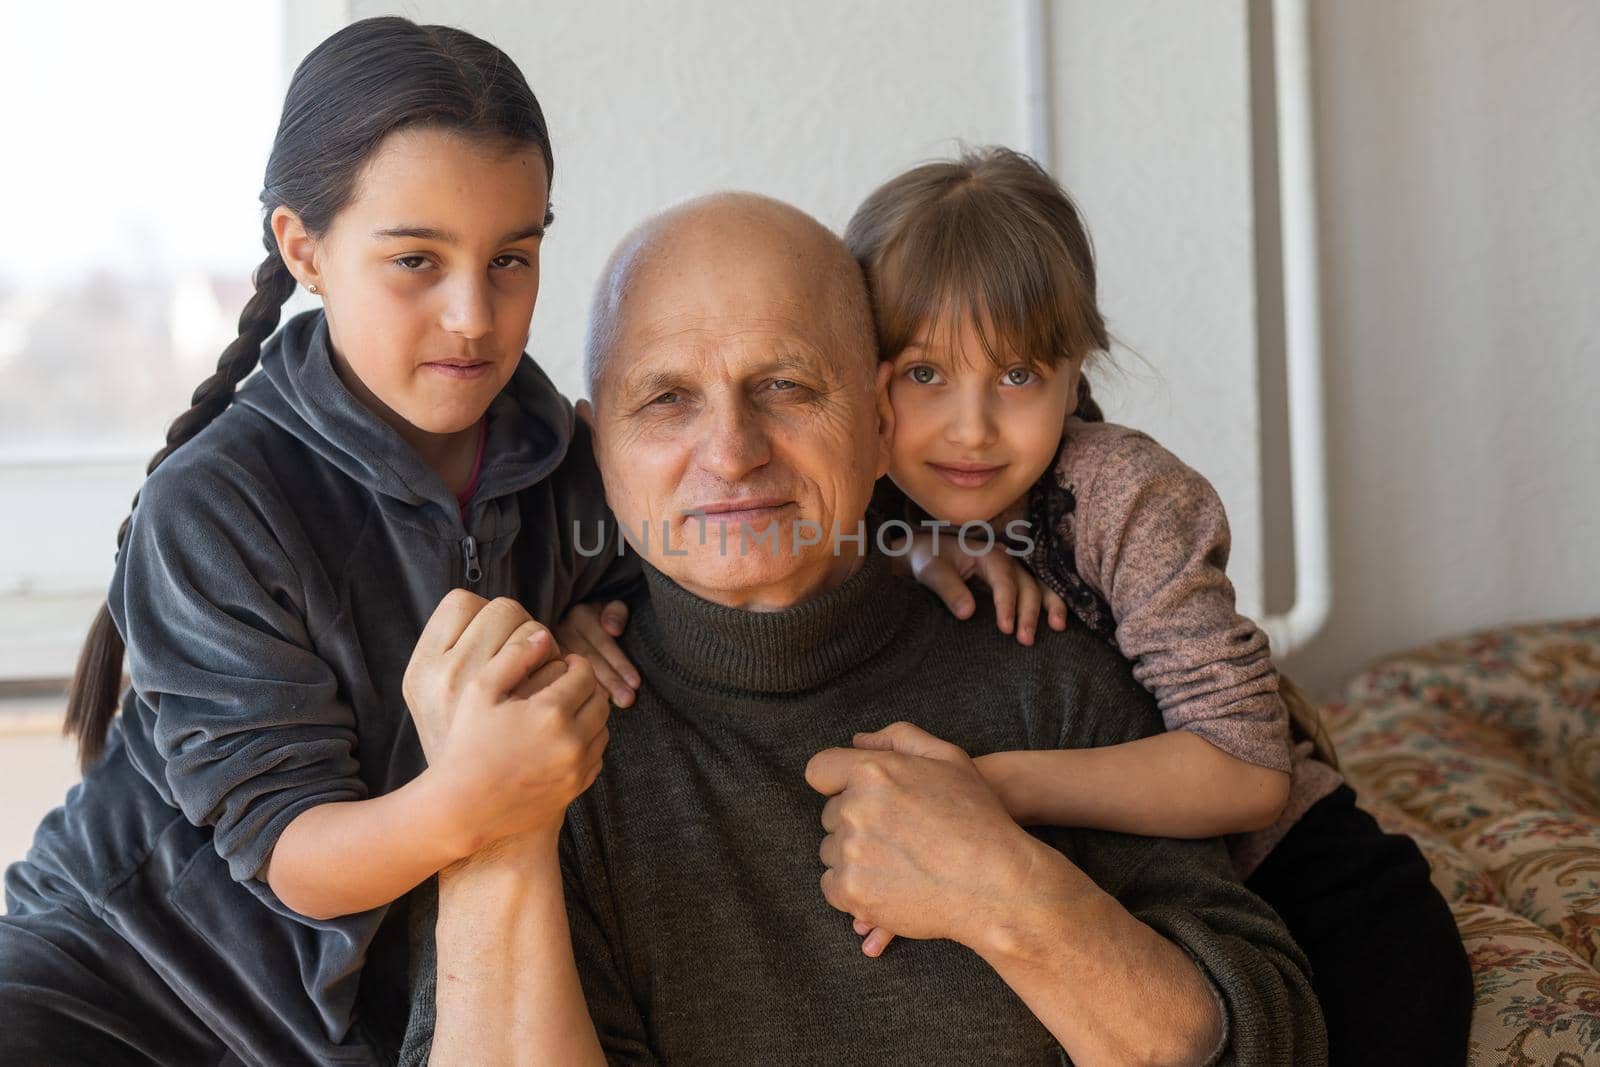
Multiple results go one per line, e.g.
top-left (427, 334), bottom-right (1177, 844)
top-left (271, 206), bottom-right (323, 294)
top-left (873, 360), bottom-right (896, 478)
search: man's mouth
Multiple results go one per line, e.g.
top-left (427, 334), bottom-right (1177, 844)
top-left (927, 461), bottom-right (1007, 489)
top-left (683, 498), bottom-right (796, 525)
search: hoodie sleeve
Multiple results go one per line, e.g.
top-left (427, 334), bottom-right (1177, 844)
top-left (110, 456), bottom-right (366, 885)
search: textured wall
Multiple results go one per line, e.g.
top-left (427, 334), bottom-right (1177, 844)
top-left (1279, 0), bottom-right (1600, 695)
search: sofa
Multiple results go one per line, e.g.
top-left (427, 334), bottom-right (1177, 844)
top-left (1321, 617), bottom-right (1600, 1065)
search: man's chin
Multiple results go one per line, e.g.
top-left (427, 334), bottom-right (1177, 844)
top-left (645, 543), bottom-right (828, 608)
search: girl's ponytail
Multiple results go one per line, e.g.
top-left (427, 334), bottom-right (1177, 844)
top-left (65, 246), bottom-right (295, 769)
top-left (1073, 374), bottom-right (1105, 423)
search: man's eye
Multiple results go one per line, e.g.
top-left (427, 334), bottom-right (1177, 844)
top-left (771, 378), bottom-right (798, 391)
top-left (1004, 367), bottom-right (1035, 386)
top-left (908, 366), bottom-right (937, 385)
top-left (651, 391), bottom-right (679, 405)
top-left (492, 254), bottom-right (530, 270)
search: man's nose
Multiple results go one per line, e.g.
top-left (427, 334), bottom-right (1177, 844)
top-left (698, 397), bottom-right (772, 482)
top-left (439, 274), bottom-right (494, 341)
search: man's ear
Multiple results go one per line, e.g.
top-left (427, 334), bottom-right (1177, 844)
top-left (576, 397), bottom-right (597, 433)
top-left (271, 206), bottom-right (323, 292)
top-left (873, 360), bottom-right (895, 479)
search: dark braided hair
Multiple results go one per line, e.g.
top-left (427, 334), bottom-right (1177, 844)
top-left (66, 17), bottom-right (555, 768)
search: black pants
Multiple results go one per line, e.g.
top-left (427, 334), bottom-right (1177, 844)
top-left (0, 903), bottom-right (238, 1067)
top-left (1247, 783), bottom-right (1474, 1067)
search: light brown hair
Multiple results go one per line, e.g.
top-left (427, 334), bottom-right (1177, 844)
top-left (844, 145), bottom-right (1109, 420)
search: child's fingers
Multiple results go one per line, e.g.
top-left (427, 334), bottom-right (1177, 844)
top-left (862, 926), bottom-right (895, 957)
top-left (909, 551), bottom-right (976, 619)
top-left (557, 607), bottom-right (639, 702)
top-left (853, 918), bottom-right (872, 936)
top-left (1015, 572), bottom-right (1043, 646)
top-left (1043, 588), bottom-right (1069, 631)
top-left (480, 628), bottom-right (556, 699)
top-left (986, 566), bottom-right (1017, 635)
top-left (600, 600), bottom-right (630, 637)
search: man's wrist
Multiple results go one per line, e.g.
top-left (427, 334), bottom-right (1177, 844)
top-left (965, 835), bottom-right (1099, 965)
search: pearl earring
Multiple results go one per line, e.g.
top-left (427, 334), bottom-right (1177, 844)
top-left (309, 283), bottom-right (320, 294)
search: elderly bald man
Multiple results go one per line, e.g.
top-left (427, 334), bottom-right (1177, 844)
top-left (398, 195), bottom-right (1326, 1066)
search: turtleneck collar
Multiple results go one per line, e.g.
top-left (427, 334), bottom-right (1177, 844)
top-left (633, 548), bottom-right (912, 696)
top-left (234, 309), bottom-right (576, 522)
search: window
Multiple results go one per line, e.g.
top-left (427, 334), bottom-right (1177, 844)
top-left (0, 1), bottom-right (312, 680)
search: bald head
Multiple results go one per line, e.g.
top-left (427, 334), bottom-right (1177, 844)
top-left (583, 192), bottom-right (876, 402)
top-left (578, 192), bottom-right (895, 610)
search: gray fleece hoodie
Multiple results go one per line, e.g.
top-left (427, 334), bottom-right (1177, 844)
top-left (3, 310), bottom-right (632, 1064)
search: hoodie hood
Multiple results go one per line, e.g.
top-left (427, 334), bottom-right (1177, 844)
top-left (235, 309), bottom-right (576, 518)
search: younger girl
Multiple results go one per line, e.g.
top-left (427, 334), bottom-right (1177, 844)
top-left (841, 147), bottom-right (1473, 1067)
top-left (0, 18), bottom-right (628, 1065)
top-left (567, 148), bottom-right (1473, 1066)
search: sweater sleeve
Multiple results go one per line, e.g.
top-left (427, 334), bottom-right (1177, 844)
top-left (109, 459), bottom-right (366, 884)
top-left (1108, 834), bottom-right (1328, 1066)
top-left (1066, 427), bottom-right (1291, 772)
top-left (1061, 642), bottom-right (1327, 1065)
top-left (398, 825), bottom-right (658, 1066)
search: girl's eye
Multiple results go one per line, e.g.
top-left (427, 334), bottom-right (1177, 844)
top-left (1004, 367), bottom-right (1036, 386)
top-left (396, 255), bottom-right (429, 271)
top-left (492, 254), bottom-right (530, 270)
top-left (908, 366), bottom-right (938, 385)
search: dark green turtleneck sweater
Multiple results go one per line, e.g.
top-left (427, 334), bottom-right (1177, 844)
top-left (401, 551), bottom-right (1326, 1066)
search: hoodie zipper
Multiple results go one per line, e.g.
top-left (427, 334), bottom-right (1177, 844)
top-left (460, 535), bottom-right (482, 586)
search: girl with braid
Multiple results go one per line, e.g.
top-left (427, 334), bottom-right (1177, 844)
top-left (0, 17), bottom-right (628, 1065)
top-left (564, 148), bottom-right (1473, 1066)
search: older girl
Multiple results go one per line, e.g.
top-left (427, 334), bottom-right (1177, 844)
top-left (0, 17), bottom-right (628, 1064)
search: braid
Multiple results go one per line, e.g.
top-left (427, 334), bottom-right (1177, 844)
top-left (1074, 371), bottom-right (1105, 423)
top-left (65, 247), bottom-right (296, 770)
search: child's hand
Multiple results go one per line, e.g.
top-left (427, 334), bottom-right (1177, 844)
top-left (852, 917), bottom-right (897, 957)
top-left (907, 532), bottom-right (1069, 644)
top-left (404, 590), bottom-right (611, 852)
top-left (556, 600), bottom-right (640, 707)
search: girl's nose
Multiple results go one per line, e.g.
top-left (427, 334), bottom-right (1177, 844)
top-left (440, 276), bottom-right (494, 340)
top-left (945, 392), bottom-right (1000, 450)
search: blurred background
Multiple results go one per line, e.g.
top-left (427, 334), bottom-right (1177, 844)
top-left (1, 0), bottom-right (1596, 867)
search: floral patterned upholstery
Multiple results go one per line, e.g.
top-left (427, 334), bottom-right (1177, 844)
top-left (1322, 618), bottom-right (1600, 1065)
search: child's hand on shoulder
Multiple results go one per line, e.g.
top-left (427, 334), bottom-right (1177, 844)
top-left (906, 531), bottom-right (1069, 645)
top-left (556, 600), bottom-right (639, 707)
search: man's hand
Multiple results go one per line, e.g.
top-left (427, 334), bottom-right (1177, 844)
top-left (803, 722), bottom-right (1051, 950)
top-left (403, 589), bottom-right (612, 856)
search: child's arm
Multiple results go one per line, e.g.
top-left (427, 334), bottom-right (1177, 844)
top-left (975, 733), bottom-right (1289, 838)
top-left (268, 596), bottom-right (610, 920)
top-left (976, 427), bottom-right (1295, 840)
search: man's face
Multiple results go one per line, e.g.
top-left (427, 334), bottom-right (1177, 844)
top-left (588, 234), bottom-right (891, 610)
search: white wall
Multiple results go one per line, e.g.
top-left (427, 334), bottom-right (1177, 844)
top-left (1279, 0), bottom-right (1600, 695)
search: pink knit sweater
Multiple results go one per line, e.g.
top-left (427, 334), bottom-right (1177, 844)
top-left (1034, 418), bottom-right (1343, 877)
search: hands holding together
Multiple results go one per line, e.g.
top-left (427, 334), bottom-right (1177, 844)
top-left (404, 590), bottom-right (612, 858)
top-left (805, 722), bottom-right (1073, 960)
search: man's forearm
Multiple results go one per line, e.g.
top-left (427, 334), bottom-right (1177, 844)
top-left (970, 839), bottom-right (1225, 1067)
top-left (430, 834), bottom-right (607, 1067)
